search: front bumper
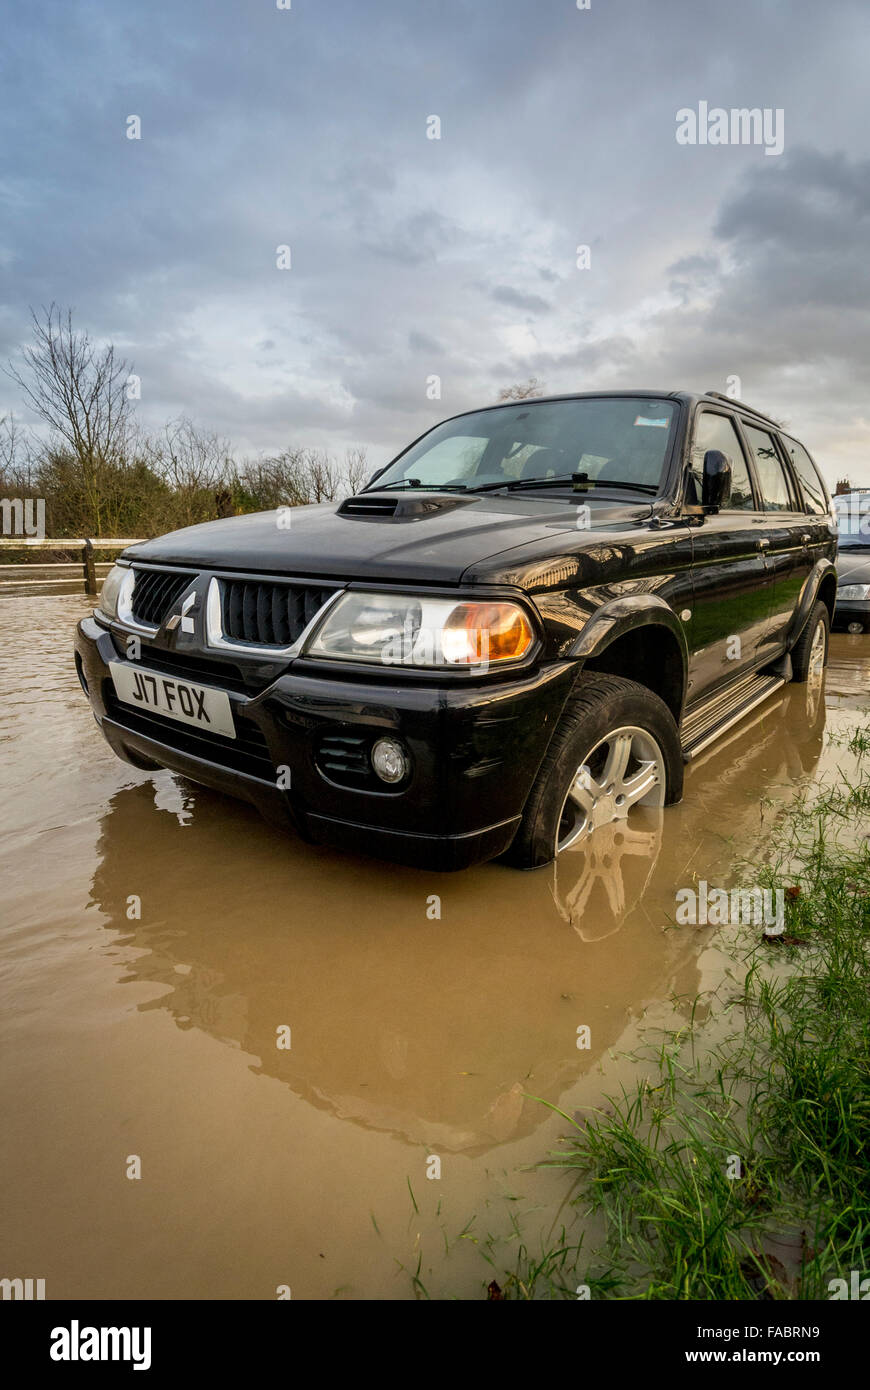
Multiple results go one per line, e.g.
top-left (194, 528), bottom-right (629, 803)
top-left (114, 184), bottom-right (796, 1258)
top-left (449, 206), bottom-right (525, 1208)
top-left (75, 616), bottom-right (577, 870)
top-left (834, 597), bottom-right (870, 627)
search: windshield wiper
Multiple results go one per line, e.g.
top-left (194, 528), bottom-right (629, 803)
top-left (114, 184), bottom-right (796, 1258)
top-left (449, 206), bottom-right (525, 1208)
top-left (465, 475), bottom-right (658, 496)
top-left (363, 478), bottom-right (468, 493)
top-left (364, 474), bottom-right (658, 497)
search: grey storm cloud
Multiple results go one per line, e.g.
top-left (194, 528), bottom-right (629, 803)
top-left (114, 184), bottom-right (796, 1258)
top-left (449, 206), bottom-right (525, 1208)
top-left (668, 257), bottom-right (721, 278)
top-left (489, 284), bottom-right (553, 314)
top-left (636, 146), bottom-right (870, 448)
top-left (1, 0), bottom-right (869, 480)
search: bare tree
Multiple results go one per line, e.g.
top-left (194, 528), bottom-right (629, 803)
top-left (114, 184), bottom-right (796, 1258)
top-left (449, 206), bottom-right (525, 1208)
top-left (7, 305), bottom-right (134, 463)
top-left (2, 306), bottom-right (374, 532)
top-left (140, 418), bottom-right (235, 528)
top-left (0, 412), bottom-right (33, 491)
top-left (243, 448), bottom-right (321, 507)
top-left (159, 417), bottom-right (230, 492)
top-left (343, 446), bottom-right (369, 496)
top-left (497, 377), bottom-right (547, 402)
top-left (5, 305), bottom-right (135, 532)
top-left (305, 449), bottom-right (341, 502)
top-left (301, 446), bottom-right (373, 501)
top-left (245, 446), bottom-right (367, 506)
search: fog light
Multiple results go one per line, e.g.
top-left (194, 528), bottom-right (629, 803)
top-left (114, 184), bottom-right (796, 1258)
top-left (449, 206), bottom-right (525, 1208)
top-left (371, 736), bottom-right (409, 784)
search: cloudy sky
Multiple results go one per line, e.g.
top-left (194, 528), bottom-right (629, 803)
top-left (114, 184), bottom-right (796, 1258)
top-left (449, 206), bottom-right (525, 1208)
top-left (2, 0), bottom-right (869, 482)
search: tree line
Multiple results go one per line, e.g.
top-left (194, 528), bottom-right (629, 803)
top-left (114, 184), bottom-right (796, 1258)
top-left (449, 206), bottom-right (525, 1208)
top-left (0, 305), bottom-right (369, 539)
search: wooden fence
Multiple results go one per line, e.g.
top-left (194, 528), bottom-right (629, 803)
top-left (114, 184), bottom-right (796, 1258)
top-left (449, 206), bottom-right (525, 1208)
top-left (0, 538), bottom-right (144, 594)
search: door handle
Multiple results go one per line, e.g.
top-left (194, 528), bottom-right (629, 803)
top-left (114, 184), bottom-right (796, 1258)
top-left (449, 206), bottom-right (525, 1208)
top-left (758, 538), bottom-right (770, 549)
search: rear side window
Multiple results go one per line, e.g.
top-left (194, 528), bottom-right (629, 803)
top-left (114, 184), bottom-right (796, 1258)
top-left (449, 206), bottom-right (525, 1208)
top-left (743, 424), bottom-right (794, 511)
top-left (780, 435), bottom-right (828, 515)
top-left (688, 412), bottom-right (756, 510)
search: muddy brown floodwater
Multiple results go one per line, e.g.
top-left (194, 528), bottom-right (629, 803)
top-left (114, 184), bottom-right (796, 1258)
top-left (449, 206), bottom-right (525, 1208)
top-left (1, 592), bottom-right (869, 1299)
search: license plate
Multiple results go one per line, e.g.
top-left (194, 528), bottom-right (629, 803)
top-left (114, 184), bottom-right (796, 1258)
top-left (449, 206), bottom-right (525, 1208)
top-left (109, 662), bottom-right (236, 740)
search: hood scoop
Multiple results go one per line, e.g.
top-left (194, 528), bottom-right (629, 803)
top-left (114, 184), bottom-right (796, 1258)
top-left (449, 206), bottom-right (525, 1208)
top-left (337, 491), bottom-right (475, 522)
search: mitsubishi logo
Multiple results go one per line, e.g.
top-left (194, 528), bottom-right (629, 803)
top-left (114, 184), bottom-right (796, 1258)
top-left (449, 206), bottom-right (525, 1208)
top-left (165, 590), bottom-right (197, 635)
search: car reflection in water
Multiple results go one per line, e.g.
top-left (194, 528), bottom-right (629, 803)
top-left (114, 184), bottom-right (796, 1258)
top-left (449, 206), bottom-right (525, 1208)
top-left (88, 671), bottom-right (827, 1155)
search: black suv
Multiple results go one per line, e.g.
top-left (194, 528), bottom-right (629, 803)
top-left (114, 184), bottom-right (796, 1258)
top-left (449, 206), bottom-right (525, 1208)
top-left (75, 391), bottom-right (837, 871)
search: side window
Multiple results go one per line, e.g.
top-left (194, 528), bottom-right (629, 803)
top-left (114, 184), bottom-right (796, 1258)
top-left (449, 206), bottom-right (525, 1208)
top-left (689, 412), bottom-right (756, 510)
top-left (743, 425), bottom-right (794, 512)
top-left (780, 435), bottom-right (828, 515)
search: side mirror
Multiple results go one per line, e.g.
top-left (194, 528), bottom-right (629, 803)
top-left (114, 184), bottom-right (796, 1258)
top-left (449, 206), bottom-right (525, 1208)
top-left (702, 449), bottom-right (731, 511)
top-left (365, 465), bottom-right (388, 489)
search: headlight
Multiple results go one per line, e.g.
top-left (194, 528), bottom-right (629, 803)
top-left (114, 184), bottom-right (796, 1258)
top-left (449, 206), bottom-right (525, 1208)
top-left (306, 592), bottom-right (535, 668)
top-left (97, 563), bottom-right (133, 620)
top-left (837, 584), bottom-right (870, 600)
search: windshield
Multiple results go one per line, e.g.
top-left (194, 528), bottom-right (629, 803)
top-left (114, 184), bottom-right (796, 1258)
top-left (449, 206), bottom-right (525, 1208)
top-left (834, 496), bottom-right (870, 546)
top-left (369, 397), bottom-right (677, 494)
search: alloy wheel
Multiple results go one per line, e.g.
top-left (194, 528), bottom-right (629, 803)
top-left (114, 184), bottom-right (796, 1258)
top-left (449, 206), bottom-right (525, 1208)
top-left (808, 617), bottom-right (827, 677)
top-left (555, 725), bottom-right (667, 855)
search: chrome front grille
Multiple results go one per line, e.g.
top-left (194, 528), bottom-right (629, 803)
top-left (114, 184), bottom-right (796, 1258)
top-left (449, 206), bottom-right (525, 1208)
top-left (130, 567), bottom-right (196, 628)
top-left (218, 578), bottom-right (339, 648)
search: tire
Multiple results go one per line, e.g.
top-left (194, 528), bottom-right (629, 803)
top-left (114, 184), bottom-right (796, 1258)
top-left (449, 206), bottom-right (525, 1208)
top-left (505, 673), bottom-right (684, 869)
top-left (789, 600), bottom-right (829, 684)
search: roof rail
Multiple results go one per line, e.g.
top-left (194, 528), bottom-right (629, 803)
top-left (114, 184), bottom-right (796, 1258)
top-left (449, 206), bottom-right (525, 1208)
top-left (703, 391), bottom-right (781, 428)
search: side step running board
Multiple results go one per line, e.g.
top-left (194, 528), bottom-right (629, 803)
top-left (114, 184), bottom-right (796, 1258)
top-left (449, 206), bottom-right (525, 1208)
top-left (681, 671), bottom-right (786, 760)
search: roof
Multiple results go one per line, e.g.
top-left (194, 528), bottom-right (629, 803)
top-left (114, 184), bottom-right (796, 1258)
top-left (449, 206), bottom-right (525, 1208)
top-left (451, 389), bottom-right (785, 430)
